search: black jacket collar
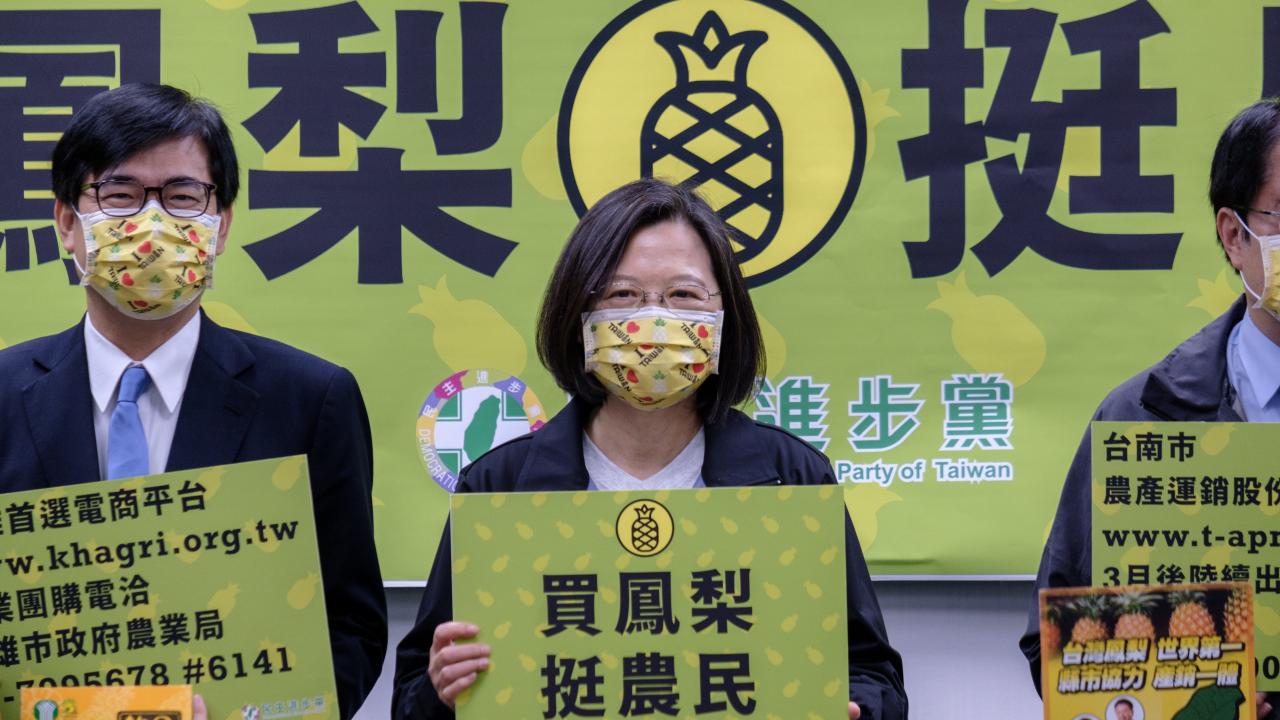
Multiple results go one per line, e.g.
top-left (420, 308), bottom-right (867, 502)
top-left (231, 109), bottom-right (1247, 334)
top-left (23, 319), bottom-right (98, 487)
top-left (165, 311), bottom-right (260, 471)
top-left (512, 398), bottom-right (778, 492)
top-left (1139, 296), bottom-right (1247, 421)
top-left (23, 310), bottom-right (262, 482)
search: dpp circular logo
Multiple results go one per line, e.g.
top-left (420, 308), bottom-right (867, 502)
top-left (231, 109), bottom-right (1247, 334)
top-left (416, 369), bottom-right (549, 492)
top-left (559, 0), bottom-right (866, 286)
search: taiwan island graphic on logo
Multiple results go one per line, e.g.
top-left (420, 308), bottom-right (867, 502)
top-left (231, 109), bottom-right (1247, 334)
top-left (416, 369), bottom-right (548, 492)
top-left (560, 0), bottom-right (866, 286)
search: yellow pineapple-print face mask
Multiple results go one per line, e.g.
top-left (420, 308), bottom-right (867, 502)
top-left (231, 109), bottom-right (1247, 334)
top-left (1236, 210), bottom-right (1280, 321)
top-left (582, 307), bottom-right (723, 410)
top-left (76, 202), bottom-right (220, 320)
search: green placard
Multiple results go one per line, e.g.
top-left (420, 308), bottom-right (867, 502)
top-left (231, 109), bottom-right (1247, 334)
top-left (450, 486), bottom-right (850, 719)
top-left (1092, 421), bottom-right (1280, 692)
top-left (0, 457), bottom-right (337, 720)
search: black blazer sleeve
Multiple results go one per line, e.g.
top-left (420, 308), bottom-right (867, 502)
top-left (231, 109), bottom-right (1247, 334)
top-left (1020, 423), bottom-right (1095, 695)
top-left (805, 460), bottom-right (907, 720)
top-left (311, 367), bottom-right (388, 718)
top-left (843, 508), bottom-right (907, 720)
top-left (392, 521), bottom-right (456, 719)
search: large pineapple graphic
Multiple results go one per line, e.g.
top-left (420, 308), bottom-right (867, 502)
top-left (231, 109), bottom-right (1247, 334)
top-left (1168, 591), bottom-right (1217, 637)
top-left (1068, 596), bottom-right (1110, 643)
top-left (1224, 587), bottom-right (1253, 643)
top-left (641, 11), bottom-right (783, 262)
top-left (1111, 592), bottom-right (1158, 639)
top-left (631, 505), bottom-right (660, 553)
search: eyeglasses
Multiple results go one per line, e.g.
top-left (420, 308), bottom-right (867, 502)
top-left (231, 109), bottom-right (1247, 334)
top-left (1235, 206), bottom-right (1280, 222)
top-left (81, 179), bottom-right (216, 218)
top-left (593, 281), bottom-right (722, 310)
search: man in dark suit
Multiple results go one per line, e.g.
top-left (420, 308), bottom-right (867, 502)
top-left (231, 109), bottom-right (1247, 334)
top-left (0, 84), bottom-right (386, 719)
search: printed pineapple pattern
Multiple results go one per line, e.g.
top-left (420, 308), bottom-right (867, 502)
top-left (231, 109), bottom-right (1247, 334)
top-left (641, 11), bottom-right (782, 262)
top-left (83, 210), bottom-right (216, 316)
top-left (651, 371), bottom-right (668, 394)
top-left (651, 317), bottom-right (668, 342)
top-left (582, 311), bottom-right (721, 410)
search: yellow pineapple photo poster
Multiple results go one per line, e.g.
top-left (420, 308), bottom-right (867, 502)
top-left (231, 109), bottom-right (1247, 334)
top-left (22, 685), bottom-right (192, 720)
top-left (1040, 583), bottom-right (1255, 720)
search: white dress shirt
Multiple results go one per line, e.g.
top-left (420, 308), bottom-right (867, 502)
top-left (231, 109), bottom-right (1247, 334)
top-left (1226, 312), bottom-right (1280, 422)
top-left (85, 312), bottom-right (201, 479)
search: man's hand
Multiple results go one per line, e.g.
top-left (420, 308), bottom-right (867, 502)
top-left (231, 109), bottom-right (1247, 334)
top-left (193, 694), bottom-right (207, 720)
top-left (1259, 692), bottom-right (1273, 718)
top-left (849, 701), bottom-right (861, 719)
top-left (429, 621), bottom-right (491, 708)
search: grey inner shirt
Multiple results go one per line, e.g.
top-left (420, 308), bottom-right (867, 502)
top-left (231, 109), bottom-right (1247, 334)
top-left (583, 428), bottom-right (706, 490)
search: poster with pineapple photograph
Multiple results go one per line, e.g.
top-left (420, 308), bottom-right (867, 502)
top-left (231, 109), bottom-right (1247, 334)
top-left (1040, 583), bottom-right (1256, 720)
top-left (448, 485), bottom-right (849, 718)
top-left (1091, 422), bottom-right (1280, 691)
top-left (6, 0), bottom-right (1280, 581)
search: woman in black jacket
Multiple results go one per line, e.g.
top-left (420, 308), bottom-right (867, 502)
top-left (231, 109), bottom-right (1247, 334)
top-left (392, 178), bottom-right (907, 720)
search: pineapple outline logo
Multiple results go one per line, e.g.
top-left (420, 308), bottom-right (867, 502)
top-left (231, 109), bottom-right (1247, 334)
top-left (559, 0), bottom-right (866, 287)
top-left (641, 11), bottom-right (781, 263)
top-left (616, 499), bottom-right (675, 557)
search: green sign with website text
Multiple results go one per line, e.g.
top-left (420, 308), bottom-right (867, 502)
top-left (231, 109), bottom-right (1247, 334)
top-left (0, 457), bottom-right (336, 720)
top-left (1092, 421), bottom-right (1280, 692)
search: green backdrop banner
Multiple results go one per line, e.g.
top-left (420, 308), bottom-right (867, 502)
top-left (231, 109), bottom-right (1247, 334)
top-left (0, 0), bottom-right (1271, 578)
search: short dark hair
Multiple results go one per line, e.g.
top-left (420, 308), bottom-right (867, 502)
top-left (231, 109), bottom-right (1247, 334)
top-left (1210, 98), bottom-right (1280, 254)
top-left (52, 83), bottom-right (239, 211)
top-left (1115, 699), bottom-right (1133, 710)
top-left (536, 178), bottom-right (764, 422)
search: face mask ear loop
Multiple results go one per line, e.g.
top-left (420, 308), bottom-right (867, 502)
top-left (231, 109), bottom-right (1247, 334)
top-left (71, 253), bottom-right (89, 286)
top-left (1241, 270), bottom-right (1265, 302)
top-left (1233, 211), bottom-right (1267, 303)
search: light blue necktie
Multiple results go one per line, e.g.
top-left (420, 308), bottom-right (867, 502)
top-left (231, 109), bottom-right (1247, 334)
top-left (107, 365), bottom-right (151, 480)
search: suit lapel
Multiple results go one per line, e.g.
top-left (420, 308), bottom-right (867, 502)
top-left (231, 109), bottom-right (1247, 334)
top-left (166, 313), bottom-right (259, 472)
top-left (22, 321), bottom-right (100, 488)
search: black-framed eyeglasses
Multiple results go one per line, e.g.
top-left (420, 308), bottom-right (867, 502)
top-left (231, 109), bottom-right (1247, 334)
top-left (1234, 206), bottom-right (1280, 221)
top-left (591, 281), bottom-right (722, 310)
top-left (81, 179), bottom-right (216, 218)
